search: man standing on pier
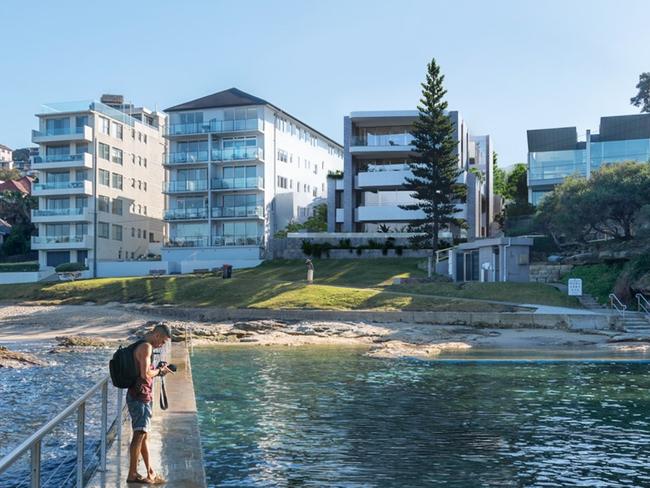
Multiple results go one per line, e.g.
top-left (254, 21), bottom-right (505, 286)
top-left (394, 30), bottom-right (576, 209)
top-left (126, 323), bottom-right (173, 485)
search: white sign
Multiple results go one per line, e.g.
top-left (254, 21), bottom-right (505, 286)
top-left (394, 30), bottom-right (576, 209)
top-left (568, 278), bottom-right (583, 297)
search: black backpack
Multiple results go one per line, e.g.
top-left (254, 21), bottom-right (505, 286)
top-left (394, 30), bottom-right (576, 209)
top-left (109, 340), bottom-right (144, 388)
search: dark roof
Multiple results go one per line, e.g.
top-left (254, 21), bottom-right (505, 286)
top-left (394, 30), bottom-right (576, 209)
top-left (165, 88), bottom-right (269, 112)
top-left (164, 87), bottom-right (342, 148)
top-left (527, 127), bottom-right (578, 152)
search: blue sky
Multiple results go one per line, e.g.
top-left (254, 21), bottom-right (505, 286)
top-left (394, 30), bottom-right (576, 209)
top-left (1, 0), bottom-right (649, 167)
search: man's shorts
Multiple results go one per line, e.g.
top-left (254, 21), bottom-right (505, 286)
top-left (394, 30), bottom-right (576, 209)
top-left (126, 394), bottom-right (153, 433)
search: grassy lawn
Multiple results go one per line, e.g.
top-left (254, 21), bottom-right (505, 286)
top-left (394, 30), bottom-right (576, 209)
top-left (562, 263), bottom-right (625, 304)
top-left (0, 259), bottom-right (578, 311)
top-left (0, 261), bottom-right (39, 273)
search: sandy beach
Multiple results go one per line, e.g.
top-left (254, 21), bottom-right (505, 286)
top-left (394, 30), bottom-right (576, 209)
top-left (0, 303), bottom-right (640, 361)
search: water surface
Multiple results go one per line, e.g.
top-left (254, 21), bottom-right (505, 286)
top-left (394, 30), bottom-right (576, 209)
top-left (192, 346), bottom-right (650, 487)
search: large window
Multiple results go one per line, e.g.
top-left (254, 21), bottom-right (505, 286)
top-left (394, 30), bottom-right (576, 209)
top-left (98, 195), bottom-right (110, 213)
top-left (45, 145), bottom-right (70, 158)
top-left (99, 117), bottom-right (110, 135)
top-left (112, 122), bottom-right (123, 140)
top-left (98, 169), bottom-right (110, 186)
top-left (112, 173), bottom-right (123, 190)
top-left (111, 147), bottom-right (123, 165)
top-left (97, 222), bottom-right (109, 239)
top-left (98, 143), bottom-right (110, 160)
top-left (112, 198), bottom-right (123, 215)
top-left (112, 224), bottom-right (123, 241)
top-left (45, 118), bottom-right (70, 136)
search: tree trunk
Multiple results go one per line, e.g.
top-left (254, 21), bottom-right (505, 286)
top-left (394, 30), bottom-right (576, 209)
top-left (430, 218), bottom-right (439, 279)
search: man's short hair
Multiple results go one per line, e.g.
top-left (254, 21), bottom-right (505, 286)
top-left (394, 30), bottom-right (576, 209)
top-left (153, 323), bottom-right (172, 338)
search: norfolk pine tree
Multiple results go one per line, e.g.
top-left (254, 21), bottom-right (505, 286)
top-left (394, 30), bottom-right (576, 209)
top-left (400, 58), bottom-right (465, 277)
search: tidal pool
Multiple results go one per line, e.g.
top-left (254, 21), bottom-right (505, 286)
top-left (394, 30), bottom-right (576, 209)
top-left (192, 346), bottom-right (650, 487)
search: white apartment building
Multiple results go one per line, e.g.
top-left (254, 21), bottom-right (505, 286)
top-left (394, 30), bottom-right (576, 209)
top-left (0, 144), bottom-right (12, 170)
top-left (31, 95), bottom-right (166, 274)
top-left (162, 88), bottom-right (343, 270)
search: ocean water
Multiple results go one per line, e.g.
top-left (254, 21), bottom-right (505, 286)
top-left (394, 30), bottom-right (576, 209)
top-left (0, 342), bottom-right (115, 488)
top-left (192, 346), bottom-right (650, 487)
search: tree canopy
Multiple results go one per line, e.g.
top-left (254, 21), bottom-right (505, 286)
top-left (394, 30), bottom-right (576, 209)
top-left (631, 72), bottom-right (650, 113)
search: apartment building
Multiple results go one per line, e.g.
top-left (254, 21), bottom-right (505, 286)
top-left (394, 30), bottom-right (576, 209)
top-left (527, 113), bottom-right (650, 205)
top-left (162, 88), bottom-right (343, 269)
top-left (328, 110), bottom-right (494, 240)
top-left (31, 95), bottom-right (166, 274)
top-left (0, 144), bottom-right (12, 170)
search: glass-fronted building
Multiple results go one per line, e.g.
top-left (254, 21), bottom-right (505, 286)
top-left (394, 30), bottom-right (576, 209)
top-left (527, 113), bottom-right (650, 205)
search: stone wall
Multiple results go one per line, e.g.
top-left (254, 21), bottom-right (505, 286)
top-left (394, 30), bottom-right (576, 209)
top-left (530, 264), bottom-right (574, 283)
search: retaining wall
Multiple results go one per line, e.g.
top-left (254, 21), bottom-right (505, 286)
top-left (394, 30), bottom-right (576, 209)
top-left (0, 269), bottom-right (56, 284)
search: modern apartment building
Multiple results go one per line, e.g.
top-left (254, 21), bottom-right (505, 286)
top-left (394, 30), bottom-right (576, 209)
top-left (31, 95), bottom-right (166, 274)
top-left (527, 113), bottom-right (650, 205)
top-left (328, 110), bottom-right (495, 240)
top-left (162, 88), bottom-right (343, 270)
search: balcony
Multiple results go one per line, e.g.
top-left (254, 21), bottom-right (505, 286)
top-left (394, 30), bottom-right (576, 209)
top-left (350, 133), bottom-right (414, 156)
top-left (163, 208), bottom-right (209, 220)
top-left (33, 180), bottom-right (92, 196)
top-left (32, 125), bottom-right (92, 144)
top-left (166, 118), bottom-right (264, 137)
top-left (31, 207), bottom-right (92, 223)
top-left (356, 164), bottom-right (412, 189)
top-left (211, 176), bottom-right (264, 191)
top-left (212, 205), bottom-right (264, 219)
top-left (33, 152), bottom-right (93, 170)
top-left (212, 235), bottom-right (264, 247)
top-left (335, 208), bottom-right (344, 223)
top-left (355, 203), bottom-right (467, 222)
top-left (163, 180), bottom-right (208, 193)
top-left (211, 147), bottom-right (263, 162)
top-left (165, 151), bottom-right (209, 165)
top-left (163, 236), bottom-right (210, 248)
top-left (31, 235), bottom-right (91, 250)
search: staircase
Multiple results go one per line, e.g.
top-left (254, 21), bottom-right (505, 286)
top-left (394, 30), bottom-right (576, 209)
top-left (620, 313), bottom-right (650, 336)
top-left (578, 293), bottom-right (606, 311)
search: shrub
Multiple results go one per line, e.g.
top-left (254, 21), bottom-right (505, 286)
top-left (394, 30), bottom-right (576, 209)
top-left (381, 247), bottom-right (389, 256)
top-left (367, 239), bottom-right (382, 249)
top-left (55, 262), bottom-right (87, 272)
top-left (301, 240), bottom-right (313, 256)
top-left (338, 239), bottom-right (352, 249)
top-left (395, 246), bottom-right (404, 256)
top-left (356, 247), bottom-right (363, 256)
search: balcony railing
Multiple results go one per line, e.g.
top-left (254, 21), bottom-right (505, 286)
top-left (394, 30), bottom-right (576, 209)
top-left (32, 235), bottom-right (86, 244)
top-left (163, 180), bottom-right (208, 192)
top-left (34, 153), bottom-right (86, 164)
top-left (211, 147), bottom-right (263, 162)
top-left (164, 236), bottom-right (210, 248)
top-left (351, 133), bottom-right (415, 147)
top-left (33, 126), bottom-right (88, 137)
top-left (33, 181), bottom-right (87, 191)
top-left (164, 208), bottom-right (209, 220)
top-left (166, 151), bottom-right (209, 164)
top-left (211, 176), bottom-right (264, 190)
top-left (167, 118), bottom-right (263, 136)
top-left (212, 235), bottom-right (264, 247)
top-left (212, 205), bottom-right (264, 218)
top-left (32, 208), bottom-right (85, 217)
top-left (361, 163), bottom-right (411, 172)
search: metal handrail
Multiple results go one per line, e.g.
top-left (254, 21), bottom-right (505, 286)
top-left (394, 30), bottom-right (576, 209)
top-left (435, 246), bottom-right (455, 264)
top-left (637, 293), bottom-right (650, 316)
top-left (609, 293), bottom-right (627, 317)
top-left (0, 376), bottom-right (121, 488)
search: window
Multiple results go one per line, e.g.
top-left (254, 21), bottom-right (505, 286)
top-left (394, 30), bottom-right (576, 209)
top-left (98, 221), bottom-right (109, 239)
top-left (131, 227), bottom-right (135, 237)
top-left (144, 134), bottom-right (147, 144)
top-left (277, 149), bottom-right (288, 162)
top-left (289, 179), bottom-right (293, 189)
top-left (143, 182), bottom-right (147, 192)
top-left (112, 198), bottom-right (123, 215)
top-left (130, 178), bottom-right (135, 188)
top-left (131, 154), bottom-right (136, 164)
top-left (142, 228), bottom-right (147, 238)
top-left (138, 180), bottom-right (142, 190)
top-left (138, 156), bottom-right (142, 166)
top-left (112, 224), bottom-right (123, 241)
top-left (143, 206), bottom-right (147, 216)
top-left (277, 176), bottom-right (288, 189)
top-left (131, 128), bottom-right (135, 139)
top-left (138, 132), bottom-right (142, 142)
top-left (112, 173), bottom-right (123, 190)
top-left (296, 180), bottom-right (300, 192)
top-left (98, 195), bottom-right (110, 213)
top-left (149, 232), bottom-right (155, 243)
top-left (313, 188), bottom-right (317, 197)
top-left (143, 158), bottom-right (147, 167)
top-left (98, 169), bottom-right (110, 186)
top-left (98, 143), bottom-right (110, 160)
top-left (137, 229), bottom-right (141, 238)
top-left (99, 117), bottom-right (110, 135)
top-left (111, 147), bottom-right (123, 165)
top-left (112, 122), bottom-right (123, 140)
top-left (138, 204), bottom-right (142, 214)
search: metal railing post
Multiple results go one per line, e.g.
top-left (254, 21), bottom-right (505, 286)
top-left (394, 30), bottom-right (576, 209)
top-left (30, 442), bottom-right (41, 488)
top-left (100, 381), bottom-right (108, 472)
top-left (76, 403), bottom-right (85, 487)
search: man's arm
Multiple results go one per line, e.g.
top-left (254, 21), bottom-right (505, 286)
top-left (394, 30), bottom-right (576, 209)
top-left (134, 343), bottom-right (160, 379)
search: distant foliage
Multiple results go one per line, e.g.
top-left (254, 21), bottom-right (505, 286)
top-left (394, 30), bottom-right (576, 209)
top-left (631, 72), bottom-right (650, 113)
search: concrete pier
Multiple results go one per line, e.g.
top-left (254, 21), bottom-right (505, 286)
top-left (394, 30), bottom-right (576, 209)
top-left (88, 343), bottom-right (207, 488)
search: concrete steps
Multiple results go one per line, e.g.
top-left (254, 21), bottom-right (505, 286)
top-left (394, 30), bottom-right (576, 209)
top-left (621, 313), bottom-right (650, 334)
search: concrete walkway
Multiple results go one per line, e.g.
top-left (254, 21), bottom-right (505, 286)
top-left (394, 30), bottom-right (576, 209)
top-left (88, 343), bottom-right (207, 488)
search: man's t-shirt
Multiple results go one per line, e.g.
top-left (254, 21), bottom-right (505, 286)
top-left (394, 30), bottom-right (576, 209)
top-left (127, 343), bottom-right (154, 403)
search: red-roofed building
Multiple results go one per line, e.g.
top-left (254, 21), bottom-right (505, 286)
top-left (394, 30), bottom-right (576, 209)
top-left (0, 176), bottom-right (33, 195)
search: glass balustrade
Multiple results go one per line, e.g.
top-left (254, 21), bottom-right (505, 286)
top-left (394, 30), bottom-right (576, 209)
top-left (212, 205), bottom-right (264, 218)
top-left (211, 147), bottom-right (263, 162)
top-left (33, 126), bottom-right (88, 137)
top-left (163, 180), bottom-right (208, 192)
top-left (32, 235), bottom-right (85, 244)
top-left (34, 181), bottom-right (87, 191)
top-left (33, 208), bottom-right (85, 217)
top-left (211, 176), bottom-right (263, 190)
top-left (167, 118), bottom-right (263, 136)
top-left (34, 154), bottom-right (86, 164)
top-left (164, 208), bottom-right (209, 220)
top-left (212, 235), bottom-right (264, 247)
top-left (166, 151), bottom-right (210, 164)
top-left (163, 236), bottom-right (210, 248)
top-left (351, 133), bottom-right (415, 147)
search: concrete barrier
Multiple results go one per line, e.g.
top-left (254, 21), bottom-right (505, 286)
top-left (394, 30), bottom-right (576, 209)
top-left (140, 306), bottom-right (614, 331)
top-left (96, 261), bottom-right (169, 278)
top-left (0, 269), bottom-right (56, 284)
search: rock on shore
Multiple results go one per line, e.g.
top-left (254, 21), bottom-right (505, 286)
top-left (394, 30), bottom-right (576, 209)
top-left (0, 346), bottom-right (47, 368)
top-left (366, 340), bottom-right (471, 359)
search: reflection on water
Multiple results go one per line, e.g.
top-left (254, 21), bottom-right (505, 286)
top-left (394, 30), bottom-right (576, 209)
top-left (0, 343), bottom-right (114, 488)
top-left (192, 346), bottom-right (650, 487)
